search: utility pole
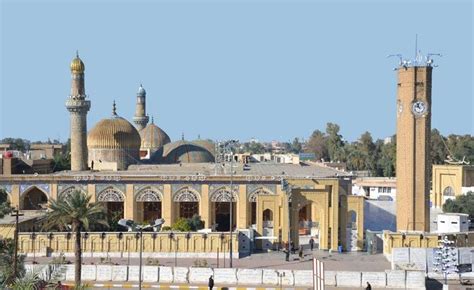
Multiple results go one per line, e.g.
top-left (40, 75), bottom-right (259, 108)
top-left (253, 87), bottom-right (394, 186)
top-left (11, 207), bottom-right (24, 279)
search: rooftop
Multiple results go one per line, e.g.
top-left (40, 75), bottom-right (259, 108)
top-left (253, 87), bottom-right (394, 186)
top-left (52, 162), bottom-right (351, 179)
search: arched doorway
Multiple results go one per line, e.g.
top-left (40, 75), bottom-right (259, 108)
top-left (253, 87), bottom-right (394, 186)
top-left (248, 188), bottom-right (275, 228)
top-left (97, 187), bottom-right (125, 220)
top-left (211, 188), bottom-right (237, 232)
top-left (21, 187), bottom-right (48, 210)
top-left (173, 188), bottom-right (200, 219)
top-left (136, 188), bottom-right (162, 223)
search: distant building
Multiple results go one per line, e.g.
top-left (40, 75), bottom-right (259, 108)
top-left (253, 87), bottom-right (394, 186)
top-left (435, 213), bottom-right (470, 233)
top-left (352, 177), bottom-right (397, 201)
top-left (431, 164), bottom-right (474, 208)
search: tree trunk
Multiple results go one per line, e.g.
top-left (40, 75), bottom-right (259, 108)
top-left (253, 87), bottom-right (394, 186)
top-left (74, 221), bottom-right (82, 287)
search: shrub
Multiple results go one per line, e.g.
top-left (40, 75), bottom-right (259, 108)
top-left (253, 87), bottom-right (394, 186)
top-left (172, 218), bottom-right (191, 232)
top-left (161, 226), bottom-right (172, 232)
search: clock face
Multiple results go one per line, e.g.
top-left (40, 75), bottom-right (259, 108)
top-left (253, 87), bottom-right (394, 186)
top-left (412, 100), bottom-right (427, 116)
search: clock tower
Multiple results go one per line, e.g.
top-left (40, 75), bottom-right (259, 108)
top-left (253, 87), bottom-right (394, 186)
top-left (396, 64), bottom-right (432, 232)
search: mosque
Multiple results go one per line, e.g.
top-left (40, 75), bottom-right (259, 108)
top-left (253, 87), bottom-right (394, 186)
top-left (0, 54), bottom-right (365, 254)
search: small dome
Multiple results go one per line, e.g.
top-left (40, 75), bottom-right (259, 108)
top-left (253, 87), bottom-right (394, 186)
top-left (192, 139), bottom-right (215, 155)
top-left (162, 140), bottom-right (215, 164)
top-left (137, 84), bottom-right (146, 96)
top-left (70, 52), bottom-right (85, 73)
top-left (140, 122), bottom-right (171, 150)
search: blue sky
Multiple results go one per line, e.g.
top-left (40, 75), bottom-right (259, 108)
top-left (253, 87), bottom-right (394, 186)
top-left (1, 0), bottom-right (472, 143)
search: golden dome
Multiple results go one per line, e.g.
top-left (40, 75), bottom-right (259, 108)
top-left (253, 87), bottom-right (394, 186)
top-left (88, 103), bottom-right (141, 150)
top-left (140, 120), bottom-right (171, 150)
top-left (70, 51), bottom-right (85, 73)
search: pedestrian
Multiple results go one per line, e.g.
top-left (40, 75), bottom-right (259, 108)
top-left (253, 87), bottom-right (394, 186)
top-left (208, 275), bottom-right (214, 290)
top-left (309, 236), bottom-right (315, 251)
top-left (366, 281), bottom-right (372, 290)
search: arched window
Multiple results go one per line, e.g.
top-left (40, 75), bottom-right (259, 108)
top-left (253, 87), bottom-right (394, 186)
top-left (173, 188), bottom-right (200, 202)
top-left (211, 188), bottom-right (238, 202)
top-left (97, 187), bottom-right (125, 202)
top-left (443, 186), bottom-right (455, 196)
top-left (136, 188), bottom-right (162, 202)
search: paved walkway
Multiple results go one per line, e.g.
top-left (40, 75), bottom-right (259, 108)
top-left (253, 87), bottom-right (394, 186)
top-left (26, 250), bottom-right (390, 272)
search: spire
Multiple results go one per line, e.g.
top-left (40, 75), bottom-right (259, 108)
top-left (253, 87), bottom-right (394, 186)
top-left (76, 50), bottom-right (79, 58)
top-left (112, 100), bottom-right (117, 116)
top-left (181, 133), bottom-right (185, 141)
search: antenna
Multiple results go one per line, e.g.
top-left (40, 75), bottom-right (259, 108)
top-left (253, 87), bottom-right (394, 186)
top-left (388, 35), bottom-right (441, 69)
top-left (414, 34), bottom-right (418, 63)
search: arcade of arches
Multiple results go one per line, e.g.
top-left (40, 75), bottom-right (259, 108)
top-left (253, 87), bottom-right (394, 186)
top-left (2, 178), bottom-right (364, 251)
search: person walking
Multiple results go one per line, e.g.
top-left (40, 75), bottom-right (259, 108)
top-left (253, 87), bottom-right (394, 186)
top-left (366, 281), bottom-right (372, 290)
top-left (208, 275), bottom-right (214, 290)
top-left (309, 237), bottom-right (315, 251)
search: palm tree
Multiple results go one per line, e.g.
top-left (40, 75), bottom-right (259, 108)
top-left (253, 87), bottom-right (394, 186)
top-left (42, 190), bottom-right (107, 287)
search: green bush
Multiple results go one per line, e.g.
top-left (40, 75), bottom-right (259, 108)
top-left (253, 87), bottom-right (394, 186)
top-left (188, 214), bottom-right (204, 231)
top-left (161, 226), bottom-right (172, 232)
top-left (443, 191), bottom-right (474, 217)
top-left (172, 218), bottom-right (192, 232)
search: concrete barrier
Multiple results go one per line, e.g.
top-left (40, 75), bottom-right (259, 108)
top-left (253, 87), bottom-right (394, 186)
top-left (262, 269), bottom-right (279, 286)
top-left (386, 270), bottom-right (406, 288)
top-left (95, 265), bottom-right (112, 281)
top-left (237, 268), bottom-right (263, 285)
top-left (35, 264), bottom-right (428, 288)
top-left (158, 266), bottom-right (173, 283)
top-left (293, 270), bottom-right (312, 287)
top-left (143, 266), bottom-right (159, 282)
top-left (362, 271), bottom-right (386, 288)
top-left (173, 267), bottom-right (189, 284)
top-left (80, 265), bottom-right (96, 281)
top-left (324, 271), bottom-right (337, 286)
top-left (406, 271), bottom-right (425, 288)
top-left (189, 267), bottom-right (213, 284)
top-left (336, 271), bottom-right (361, 287)
top-left (111, 265), bottom-right (128, 282)
top-left (214, 268), bottom-right (237, 285)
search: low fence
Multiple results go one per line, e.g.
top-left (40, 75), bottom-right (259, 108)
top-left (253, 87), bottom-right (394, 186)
top-left (18, 232), bottom-right (242, 258)
top-left (383, 231), bottom-right (474, 255)
top-left (25, 264), bottom-right (425, 288)
top-left (391, 247), bottom-right (474, 276)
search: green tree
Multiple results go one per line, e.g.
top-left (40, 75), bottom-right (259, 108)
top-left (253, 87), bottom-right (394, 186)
top-left (446, 134), bottom-right (474, 164)
top-left (443, 192), bottom-right (474, 217)
top-left (376, 137), bottom-right (396, 177)
top-left (290, 137), bottom-right (302, 154)
top-left (0, 239), bottom-right (25, 286)
top-left (42, 190), bottom-right (107, 287)
top-left (431, 129), bottom-right (448, 165)
top-left (325, 123), bottom-right (345, 162)
top-left (306, 130), bottom-right (329, 161)
top-left (0, 138), bottom-right (30, 151)
top-left (0, 189), bottom-right (12, 218)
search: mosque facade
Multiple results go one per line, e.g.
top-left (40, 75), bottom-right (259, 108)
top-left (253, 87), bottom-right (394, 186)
top-left (0, 54), bottom-right (365, 253)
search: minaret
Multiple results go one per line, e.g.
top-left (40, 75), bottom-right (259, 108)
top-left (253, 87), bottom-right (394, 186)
top-left (66, 52), bottom-right (91, 171)
top-left (133, 84), bottom-right (149, 131)
top-left (395, 57), bottom-right (433, 232)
